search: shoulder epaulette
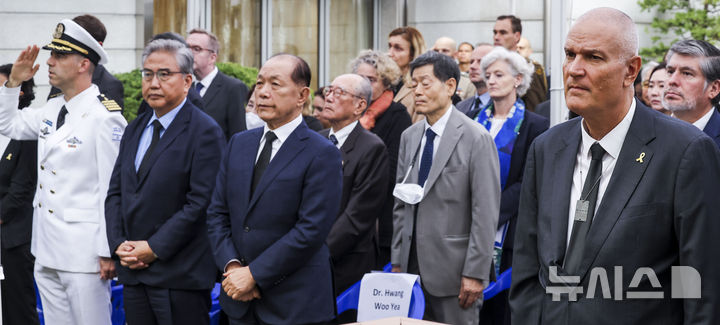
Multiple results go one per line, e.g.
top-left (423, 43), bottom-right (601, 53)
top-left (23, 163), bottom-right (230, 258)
top-left (97, 94), bottom-right (122, 112)
top-left (48, 92), bottom-right (63, 99)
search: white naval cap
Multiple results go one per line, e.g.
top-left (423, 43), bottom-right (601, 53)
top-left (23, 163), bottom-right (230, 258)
top-left (42, 19), bottom-right (108, 66)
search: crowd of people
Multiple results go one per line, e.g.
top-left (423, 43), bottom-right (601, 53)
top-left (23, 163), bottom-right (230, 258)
top-left (0, 6), bottom-right (719, 325)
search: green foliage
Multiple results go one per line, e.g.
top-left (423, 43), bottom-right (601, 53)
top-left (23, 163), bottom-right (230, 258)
top-left (216, 62), bottom-right (258, 88)
top-left (114, 69), bottom-right (142, 122)
top-left (638, 0), bottom-right (720, 62)
top-left (114, 62), bottom-right (257, 123)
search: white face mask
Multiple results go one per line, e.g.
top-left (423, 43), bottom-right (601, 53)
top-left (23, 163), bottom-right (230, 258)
top-left (393, 183), bottom-right (424, 205)
top-left (393, 139), bottom-right (425, 205)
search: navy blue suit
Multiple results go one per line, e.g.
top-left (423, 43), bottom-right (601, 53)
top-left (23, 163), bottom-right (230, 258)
top-left (207, 121), bottom-right (342, 324)
top-left (105, 100), bottom-right (225, 290)
top-left (703, 108), bottom-right (720, 148)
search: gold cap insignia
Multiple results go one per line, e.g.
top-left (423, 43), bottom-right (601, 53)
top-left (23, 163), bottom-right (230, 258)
top-left (53, 23), bottom-right (64, 39)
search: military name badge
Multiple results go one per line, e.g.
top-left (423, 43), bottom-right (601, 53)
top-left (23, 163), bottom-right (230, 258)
top-left (66, 136), bottom-right (82, 148)
top-left (112, 126), bottom-right (123, 142)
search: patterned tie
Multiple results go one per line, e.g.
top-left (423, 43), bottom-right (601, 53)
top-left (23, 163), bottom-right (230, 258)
top-left (252, 131), bottom-right (278, 193)
top-left (329, 134), bottom-right (339, 146)
top-left (56, 105), bottom-right (68, 130)
top-left (564, 142), bottom-right (606, 274)
top-left (417, 128), bottom-right (436, 186)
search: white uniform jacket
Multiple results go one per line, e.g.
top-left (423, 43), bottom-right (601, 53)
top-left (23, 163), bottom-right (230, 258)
top-left (0, 84), bottom-right (126, 272)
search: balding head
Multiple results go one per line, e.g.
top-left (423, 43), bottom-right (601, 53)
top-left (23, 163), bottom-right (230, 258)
top-left (433, 37), bottom-right (458, 57)
top-left (324, 74), bottom-right (371, 130)
top-left (574, 7), bottom-right (638, 60)
top-left (563, 7), bottom-right (642, 137)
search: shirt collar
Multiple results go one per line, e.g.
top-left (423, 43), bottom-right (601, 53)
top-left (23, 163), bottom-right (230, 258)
top-left (692, 107), bottom-right (715, 131)
top-left (476, 92), bottom-right (491, 106)
top-left (262, 112), bottom-right (304, 145)
top-left (580, 98), bottom-right (636, 160)
top-left (424, 104), bottom-right (454, 137)
top-left (64, 84), bottom-right (99, 114)
top-left (198, 66), bottom-right (219, 88)
top-left (147, 97), bottom-right (186, 130)
top-left (330, 120), bottom-right (358, 147)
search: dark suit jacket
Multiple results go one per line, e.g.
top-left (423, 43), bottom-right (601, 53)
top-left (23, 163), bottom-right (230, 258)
top-left (510, 103), bottom-right (720, 324)
top-left (703, 108), bottom-right (720, 148)
top-left (466, 107), bottom-right (549, 259)
top-left (320, 123), bottom-right (390, 293)
top-left (105, 100), bottom-right (225, 290)
top-left (369, 101), bottom-right (411, 250)
top-left (201, 71), bottom-right (248, 139)
top-left (0, 140), bottom-right (37, 248)
top-left (207, 121), bottom-right (342, 324)
top-left (49, 65), bottom-right (125, 109)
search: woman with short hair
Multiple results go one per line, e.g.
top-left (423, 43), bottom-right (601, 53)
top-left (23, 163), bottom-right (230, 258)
top-left (466, 47), bottom-right (549, 325)
top-left (349, 50), bottom-right (412, 268)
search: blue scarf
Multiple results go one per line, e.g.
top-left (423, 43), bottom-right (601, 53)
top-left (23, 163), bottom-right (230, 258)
top-left (475, 99), bottom-right (525, 190)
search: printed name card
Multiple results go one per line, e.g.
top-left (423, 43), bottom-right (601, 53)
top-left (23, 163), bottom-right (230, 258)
top-left (357, 272), bottom-right (419, 321)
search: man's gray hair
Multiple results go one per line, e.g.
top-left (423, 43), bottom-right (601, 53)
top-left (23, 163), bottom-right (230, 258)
top-left (667, 39), bottom-right (720, 105)
top-left (354, 75), bottom-right (373, 104)
top-left (480, 46), bottom-right (533, 97)
top-left (142, 39), bottom-right (194, 75)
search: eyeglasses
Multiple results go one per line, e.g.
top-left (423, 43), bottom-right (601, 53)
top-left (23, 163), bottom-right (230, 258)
top-left (142, 69), bottom-right (185, 82)
top-left (323, 86), bottom-right (364, 100)
top-left (189, 45), bottom-right (215, 54)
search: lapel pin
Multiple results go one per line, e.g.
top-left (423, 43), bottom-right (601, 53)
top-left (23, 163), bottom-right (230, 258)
top-left (635, 152), bottom-right (645, 163)
top-left (5, 153), bottom-right (11, 160)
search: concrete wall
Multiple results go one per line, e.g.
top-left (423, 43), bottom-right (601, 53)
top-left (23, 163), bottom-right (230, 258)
top-left (0, 0), bottom-right (145, 105)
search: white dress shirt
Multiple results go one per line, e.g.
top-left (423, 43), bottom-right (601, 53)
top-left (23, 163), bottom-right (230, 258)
top-left (566, 99), bottom-right (636, 246)
top-left (255, 113), bottom-right (303, 164)
top-left (692, 107), bottom-right (715, 131)
top-left (197, 66), bottom-right (218, 97)
top-left (0, 134), bottom-right (10, 157)
top-left (329, 120), bottom-right (357, 149)
top-left (418, 104), bottom-right (453, 179)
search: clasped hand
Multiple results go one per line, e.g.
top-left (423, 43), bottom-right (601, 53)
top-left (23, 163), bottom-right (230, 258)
top-left (115, 240), bottom-right (156, 270)
top-left (222, 264), bottom-right (261, 302)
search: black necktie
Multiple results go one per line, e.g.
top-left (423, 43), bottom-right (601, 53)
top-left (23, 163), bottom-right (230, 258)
top-left (564, 142), bottom-right (606, 274)
top-left (137, 120), bottom-right (164, 176)
top-left (252, 131), bottom-right (278, 193)
top-left (474, 96), bottom-right (482, 111)
top-left (418, 129), bottom-right (436, 186)
top-left (329, 134), bottom-right (339, 146)
top-left (56, 105), bottom-right (68, 130)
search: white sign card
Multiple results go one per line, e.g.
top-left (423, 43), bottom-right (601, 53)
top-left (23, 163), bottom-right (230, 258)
top-left (356, 272), bottom-right (419, 321)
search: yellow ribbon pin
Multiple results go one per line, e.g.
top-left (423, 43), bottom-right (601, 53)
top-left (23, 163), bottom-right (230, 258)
top-left (636, 152), bottom-right (645, 163)
top-left (5, 153), bottom-right (11, 160)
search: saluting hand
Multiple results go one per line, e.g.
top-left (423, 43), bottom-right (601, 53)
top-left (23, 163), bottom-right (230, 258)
top-left (7, 45), bottom-right (40, 88)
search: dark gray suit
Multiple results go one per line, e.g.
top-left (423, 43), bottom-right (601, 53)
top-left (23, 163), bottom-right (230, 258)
top-left (510, 102), bottom-right (720, 324)
top-left (200, 71), bottom-right (248, 139)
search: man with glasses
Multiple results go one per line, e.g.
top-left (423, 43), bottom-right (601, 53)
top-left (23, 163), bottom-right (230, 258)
top-left (105, 38), bottom-right (225, 325)
top-left (320, 75), bottom-right (389, 309)
top-left (391, 51), bottom-right (500, 325)
top-left (186, 28), bottom-right (248, 139)
top-left (0, 19), bottom-right (126, 325)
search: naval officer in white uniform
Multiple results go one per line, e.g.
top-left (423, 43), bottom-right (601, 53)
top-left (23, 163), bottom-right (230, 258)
top-left (0, 19), bottom-right (127, 325)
